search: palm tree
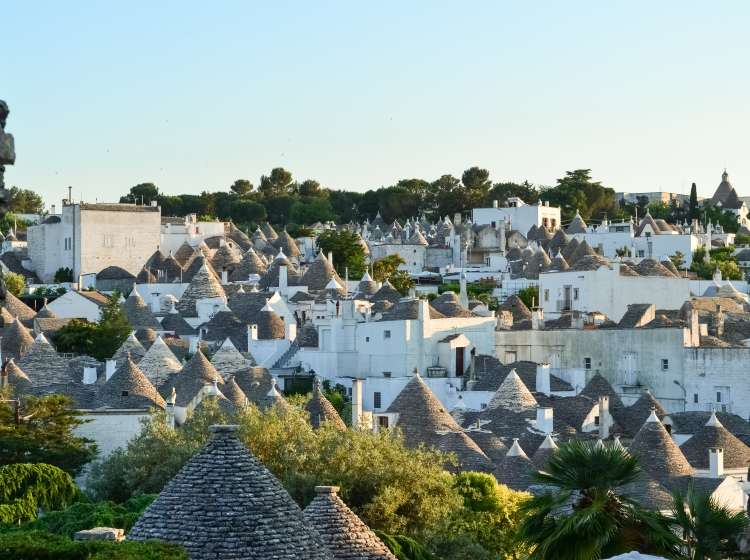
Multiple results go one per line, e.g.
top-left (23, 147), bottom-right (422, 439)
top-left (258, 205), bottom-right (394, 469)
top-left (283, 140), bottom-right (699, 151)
top-left (670, 484), bottom-right (749, 560)
top-left (516, 440), bottom-right (678, 560)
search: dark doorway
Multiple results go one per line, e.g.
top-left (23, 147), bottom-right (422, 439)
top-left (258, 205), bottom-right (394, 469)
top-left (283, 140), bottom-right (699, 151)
top-left (456, 347), bottom-right (465, 377)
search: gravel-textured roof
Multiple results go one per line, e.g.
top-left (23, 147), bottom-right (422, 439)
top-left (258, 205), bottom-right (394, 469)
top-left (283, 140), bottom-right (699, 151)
top-left (112, 332), bottom-right (147, 368)
top-left (173, 241), bottom-right (196, 266)
top-left (486, 369), bottom-right (538, 412)
top-left (137, 336), bottom-right (183, 387)
top-left (160, 308), bottom-right (195, 336)
top-left (4, 359), bottom-right (32, 392)
top-left (305, 379), bottom-right (346, 430)
top-left (386, 374), bottom-right (492, 472)
top-left (16, 334), bottom-right (72, 385)
top-left (679, 412), bottom-right (750, 469)
top-left (431, 292), bottom-right (475, 318)
top-left (3, 291), bottom-right (36, 324)
top-left (628, 410), bottom-right (693, 484)
top-left (274, 230), bottom-right (302, 258)
top-left (162, 349), bottom-right (224, 407)
top-left (122, 285), bottom-right (162, 330)
top-left (370, 280), bottom-right (402, 304)
top-left (494, 439), bottom-right (534, 491)
top-left (96, 355), bottom-right (166, 409)
top-left (1, 316), bottom-right (35, 360)
top-left (302, 253), bottom-right (343, 292)
top-left (229, 247), bottom-right (268, 282)
top-left (176, 262), bottom-right (227, 318)
top-left (210, 243), bottom-right (242, 274)
top-left (210, 338), bottom-right (255, 377)
top-left (617, 391), bottom-right (668, 437)
top-left (565, 211), bottom-right (588, 234)
top-left (96, 265), bottom-right (135, 280)
top-left (129, 424), bottom-right (333, 560)
top-left (304, 486), bottom-right (397, 560)
top-left (233, 366), bottom-right (274, 405)
top-left (256, 304), bottom-right (286, 340)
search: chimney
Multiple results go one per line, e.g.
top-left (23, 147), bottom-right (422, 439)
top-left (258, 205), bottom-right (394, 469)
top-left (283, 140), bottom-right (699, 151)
top-left (351, 378), bottom-right (364, 429)
top-left (535, 407), bottom-right (553, 434)
top-left (68, 185), bottom-right (72, 203)
top-left (327, 251), bottom-right (334, 268)
top-left (417, 298), bottom-right (430, 322)
top-left (453, 212), bottom-right (462, 225)
top-left (279, 265), bottom-right (288, 293)
top-left (221, 267), bottom-right (228, 285)
top-left (188, 335), bottom-right (199, 354)
top-left (165, 389), bottom-right (176, 429)
top-left (598, 395), bottom-right (611, 439)
top-left (82, 366), bottom-right (97, 384)
top-left (51, 204), bottom-right (56, 215)
top-left (536, 363), bottom-right (551, 396)
top-left (492, 200), bottom-right (499, 209)
top-left (531, 308), bottom-right (544, 330)
top-left (715, 304), bottom-right (725, 338)
top-left (248, 324), bottom-right (258, 345)
top-left (105, 359), bottom-right (116, 381)
top-left (709, 447), bottom-right (724, 478)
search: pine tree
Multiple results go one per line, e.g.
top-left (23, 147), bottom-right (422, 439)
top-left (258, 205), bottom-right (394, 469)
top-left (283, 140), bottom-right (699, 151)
top-left (689, 182), bottom-right (699, 220)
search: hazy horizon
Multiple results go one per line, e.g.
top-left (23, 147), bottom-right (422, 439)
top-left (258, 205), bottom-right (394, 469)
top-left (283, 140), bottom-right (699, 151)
top-left (4, 1), bottom-right (750, 208)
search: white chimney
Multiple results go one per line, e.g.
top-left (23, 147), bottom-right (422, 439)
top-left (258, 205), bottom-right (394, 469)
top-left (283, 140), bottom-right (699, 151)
top-left (165, 388), bottom-right (176, 429)
top-left (536, 363), bottom-right (551, 396)
top-left (709, 447), bottom-right (724, 478)
top-left (105, 359), bottom-right (116, 381)
top-left (188, 335), bottom-right (199, 354)
top-left (531, 308), bottom-right (544, 330)
top-left (221, 268), bottom-right (228, 285)
top-left (327, 251), bottom-right (334, 268)
top-left (351, 378), bottom-right (364, 429)
top-left (598, 395), bottom-right (611, 439)
top-left (83, 366), bottom-right (97, 384)
top-left (279, 265), bottom-right (288, 293)
top-left (492, 199), bottom-right (499, 208)
top-left (535, 407), bottom-right (553, 434)
top-left (248, 324), bottom-right (258, 344)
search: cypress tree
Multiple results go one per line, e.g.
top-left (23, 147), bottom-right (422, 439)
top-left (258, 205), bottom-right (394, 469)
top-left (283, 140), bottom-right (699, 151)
top-left (689, 182), bottom-right (699, 220)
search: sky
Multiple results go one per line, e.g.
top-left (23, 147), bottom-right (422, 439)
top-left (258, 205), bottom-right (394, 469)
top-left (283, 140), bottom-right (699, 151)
top-left (3, 1), bottom-right (750, 208)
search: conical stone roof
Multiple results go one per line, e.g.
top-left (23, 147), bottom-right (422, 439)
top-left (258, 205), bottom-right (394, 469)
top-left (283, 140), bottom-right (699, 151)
top-left (619, 391), bottom-right (667, 437)
top-left (355, 271), bottom-right (378, 297)
top-left (173, 241), bottom-right (195, 266)
top-left (628, 410), bottom-right (693, 483)
top-left (259, 253), bottom-right (301, 289)
top-left (17, 334), bottom-right (71, 385)
top-left (1, 316), bottom-right (35, 360)
top-left (3, 291), bottom-right (36, 324)
top-left (182, 254), bottom-right (220, 284)
top-left (302, 253), bottom-right (343, 292)
top-left (498, 295), bottom-right (532, 323)
top-left (546, 251), bottom-right (569, 272)
top-left (220, 376), bottom-right (249, 408)
top-left (210, 243), bottom-right (241, 274)
top-left (561, 237), bottom-right (579, 262)
top-left (256, 303), bottom-right (285, 340)
top-left (679, 412), bottom-right (750, 469)
top-left (386, 374), bottom-right (491, 471)
top-left (304, 486), bottom-right (397, 560)
top-left (4, 359), bottom-right (32, 392)
top-left (261, 222), bottom-right (279, 242)
top-left (112, 332), bottom-right (146, 368)
top-left (229, 247), bottom-right (267, 282)
top-left (137, 336), bottom-right (183, 387)
top-left (210, 338), bottom-right (255, 377)
top-left (568, 239), bottom-right (595, 265)
top-left (486, 370), bottom-right (538, 413)
top-left (176, 263), bottom-right (227, 318)
top-left (163, 349), bottom-right (224, 407)
top-left (274, 230), bottom-right (301, 258)
top-left (494, 439), bottom-right (534, 491)
top-left (565, 211), bottom-right (588, 234)
top-left (305, 379), bottom-right (346, 430)
top-left (548, 229), bottom-right (570, 254)
top-left (161, 306), bottom-right (195, 336)
top-left (97, 355), bottom-right (166, 409)
top-left (431, 292), bottom-right (474, 318)
top-left (531, 434), bottom-right (558, 468)
top-left (129, 425), bottom-right (333, 560)
top-left (122, 285), bottom-right (161, 330)
top-left (35, 304), bottom-right (57, 319)
top-left (371, 280), bottom-right (401, 304)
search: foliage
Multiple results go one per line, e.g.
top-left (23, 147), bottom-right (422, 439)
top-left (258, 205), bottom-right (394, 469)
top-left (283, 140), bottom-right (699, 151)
top-left (30, 286), bottom-right (67, 303)
top-left (669, 484), bottom-right (749, 560)
top-left (88, 402), bottom-right (460, 540)
top-left (0, 530), bottom-right (187, 560)
top-left (736, 234), bottom-right (750, 246)
top-left (21, 495), bottom-right (156, 537)
top-left (120, 183), bottom-right (159, 205)
top-left (0, 396), bottom-right (97, 476)
top-left (1, 272), bottom-right (25, 296)
top-left (316, 230), bottom-right (366, 278)
top-left (54, 267), bottom-right (74, 283)
top-left (321, 380), bottom-right (349, 421)
top-left (375, 531), bottom-right (440, 560)
top-left (615, 246), bottom-right (632, 258)
top-left (689, 182), bottom-right (699, 220)
top-left (517, 285), bottom-right (539, 309)
top-left (541, 169), bottom-right (617, 222)
top-left (702, 205), bottom-right (739, 233)
top-left (690, 247), bottom-right (743, 281)
top-left (229, 179), bottom-right (253, 195)
top-left (390, 270), bottom-right (414, 296)
top-left (669, 251), bottom-right (686, 271)
top-left (372, 254), bottom-right (406, 282)
top-left (517, 441), bottom-right (679, 559)
top-left (8, 187), bottom-right (44, 214)
top-left (0, 464), bottom-right (78, 524)
top-left (0, 211), bottom-right (32, 237)
top-left (259, 167), bottom-right (295, 198)
top-left (289, 197), bottom-right (336, 225)
top-left (54, 292), bottom-right (132, 360)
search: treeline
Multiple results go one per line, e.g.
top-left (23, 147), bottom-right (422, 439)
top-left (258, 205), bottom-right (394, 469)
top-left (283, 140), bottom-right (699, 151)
top-left (119, 167), bottom-right (621, 231)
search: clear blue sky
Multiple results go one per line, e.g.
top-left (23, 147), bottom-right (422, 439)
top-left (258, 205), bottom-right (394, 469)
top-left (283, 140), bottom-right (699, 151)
top-left (4, 1), bottom-right (750, 208)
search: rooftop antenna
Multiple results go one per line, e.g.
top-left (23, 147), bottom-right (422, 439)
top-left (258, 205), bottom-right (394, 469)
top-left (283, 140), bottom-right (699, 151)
top-left (68, 185), bottom-right (72, 203)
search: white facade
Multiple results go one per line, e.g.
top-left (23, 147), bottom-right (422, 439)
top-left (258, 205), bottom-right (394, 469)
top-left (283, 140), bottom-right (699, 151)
top-left (160, 214), bottom-right (226, 254)
top-left (473, 198), bottom-right (561, 236)
top-left (369, 242), bottom-right (426, 274)
top-left (539, 265), bottom-right (691, 322)
top-left (28, 203), bottom-right (162, 282)
top-left (45, 290), bottom-right (106, 322)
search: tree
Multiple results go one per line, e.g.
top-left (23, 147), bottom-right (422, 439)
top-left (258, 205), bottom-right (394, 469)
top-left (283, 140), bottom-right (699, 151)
top-left (289, 198), bottom-right (335, 225)
top-left (227, 200), bottom-right (266, 226)
top-left (120, 183), bottom-right (159, 204)
top-left (390, 270), bottom-right (414, 296)
top-left (298, 179), bottom-right (322, 198)
top-left (8, 187), bottom-right (44, 214)
top-left (689, 182), bottom-right (699, 221)
top-left (263, 195), bottom-right (295, 225)
top-left (461, 167), bottom-right (492, 209)
top-left (517, 441), bottom-right (678, 559)
top-left (54, 292), bottom-right (132, 361)
top-left (517, 286), bottom-right (539, 309)
top-left (1, 272), bottom-right (25, 297)
top-left (0, 463), bottom-right (78, 524)
top-left (542, 169), bottom-right (616, 222)
top-left (669, 251), bottom-right (686, 271)
top-left (0, 395), bottom-right (97, 476)
top-left (259, 168), bottom-right (294, 198)
top-left (230, 179), bottom-right (253, 196)
top-left (489, 181), bottom-right (540, 206)
top-left (372, 254), bottom-right (406, 282)
top-left (53, 267), bottom-right (74, 283)
top-left (669, 484), bottom-right (749, 560)
top-left (429, 175), bottom-right (462, 219)
top-left (316, 230), bottom-right (366, 279)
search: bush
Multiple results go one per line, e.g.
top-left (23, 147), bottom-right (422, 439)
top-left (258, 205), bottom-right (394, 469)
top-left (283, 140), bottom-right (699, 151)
top-left (517, 285), bottom-right (539, 309)
top-left (1, 272), bottom-right (25, 297)
top-left (0, 530), bottom-right (187, 560)
top-left (375, 531), bottom-right (440, 560)
top-left (54, 267), bottom-right (74, 283)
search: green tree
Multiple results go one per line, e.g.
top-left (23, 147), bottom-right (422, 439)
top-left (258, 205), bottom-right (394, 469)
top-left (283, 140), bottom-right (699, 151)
top-left (120, 182), bottom-right (159, 204)
top-left (0, 395), bottom-right (97, 476)
top-left (542, 169), bottom-right (616, 222)
top-left (230, 179), bottom-right (253, 196)
top-left (372, 254), bottom-right (406, 282)
top-left (517, 441), bottom-right (678, 559)
top-left (669, 484), bottom-right (749, 560)
top-left (489, 181), bottom-right (540, 206)
top-left (289, 198), bottom-right (336, 225)
top-left (461, 167), bottom-right (492, 209)
top-left (2, 272), bottom-right (25, 297)
top-left (0, 463), bottom-right (78, 524)
top-left (689, 182), bottom-right (699, 220)
top-left (8, 187), bottom-right (44, 214)
top-left (517, 285), bottom-right (539, 309)
top-left (53, 267), bottom-right (74, 283)
top-left (429, 175), bottom-right (463, 219)
top-left (259, 167), bottom-right (294, 198)
top-left (316, 230), bottom-right (366, 279)
top-left (670, 251), bottom-right (686, 270)
top-left (298, 179), bottom-right (322, 197)
top-left (228, 199), bottom-right (267, 225)
top-left (390, 270), bottom-right (414, 296)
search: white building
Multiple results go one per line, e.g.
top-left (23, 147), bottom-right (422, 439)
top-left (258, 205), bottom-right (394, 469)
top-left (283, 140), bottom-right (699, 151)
top-left (27, 202), bottom-right (162, 282)
top-left (160, 214), bottom-right (226, 255)
top-left (473, 198), bottom-right (561, 236)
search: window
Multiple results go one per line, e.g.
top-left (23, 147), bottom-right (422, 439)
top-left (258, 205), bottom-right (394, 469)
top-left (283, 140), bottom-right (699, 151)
top-left (121, 390), bottom-right (129, 397)
top-left (491, 221), bottom-right (496, 228)
top-left (716, 391), bottom-right (722, 403)
top-left (365, 336), bottom-right (370, 342)
top-left (504, 351), bottom-right (517, 363)
top-left (374, 392), bottom-right (382, 409)
top-left (384, 330), bottom-right (391, 339)
top-left (584, 357), bottom-right (592, 370)
top-left (383, 372), bottom-right (392, 378)
top-left (378, 416), bottom-right (389, 428)
top-left (693, 393), bottom-right (699, 403)
top-left (544, 289), bottom-right (549, 302)
top-left (573, 288), bottom-right (579, 300)
top-left (661, 359), bottom-right (669, 371)
top-left (480, 403), bottom-right (488, 410)
top-left (594, 415), bottom-right (600, 426)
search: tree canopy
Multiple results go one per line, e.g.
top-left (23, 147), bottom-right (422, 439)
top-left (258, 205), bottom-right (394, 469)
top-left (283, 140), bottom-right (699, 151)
top-left (316, 230), bottom-right (366, 279)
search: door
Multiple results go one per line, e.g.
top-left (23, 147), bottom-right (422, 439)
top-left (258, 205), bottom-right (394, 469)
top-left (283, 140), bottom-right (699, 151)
top-left (456, 347), bottom-right (465, 377)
